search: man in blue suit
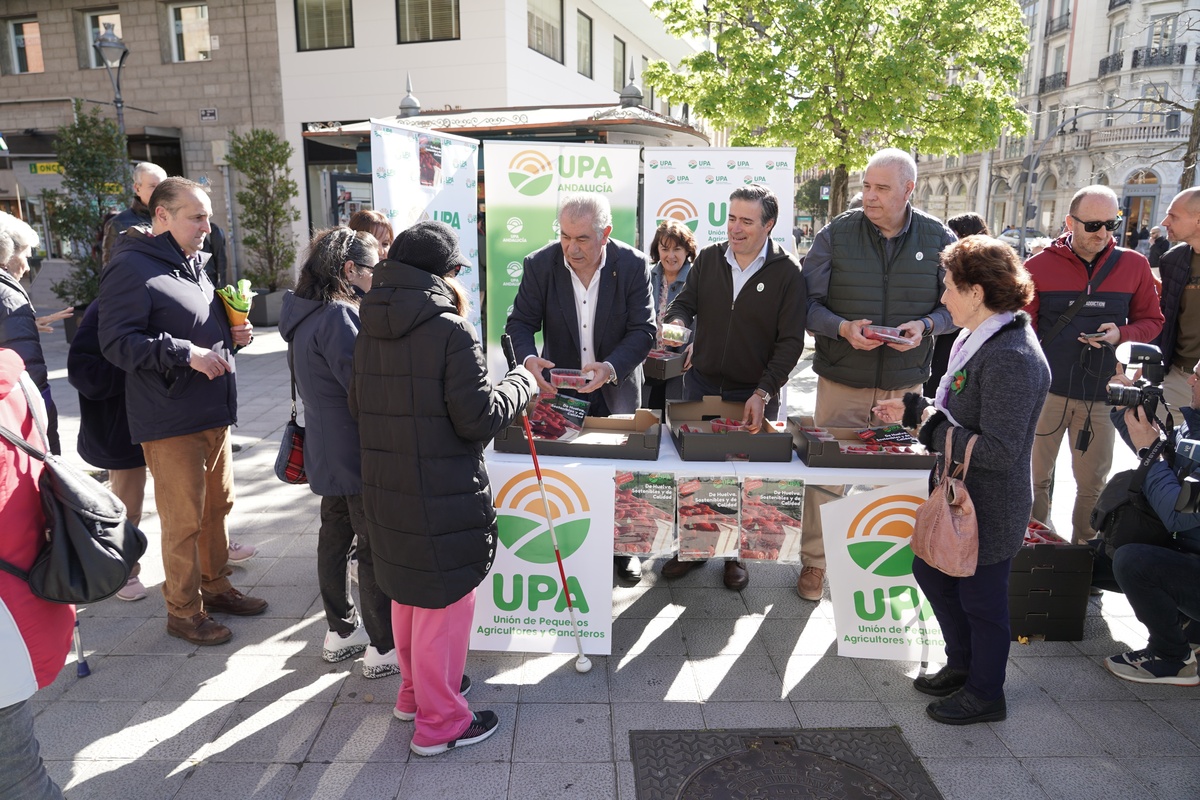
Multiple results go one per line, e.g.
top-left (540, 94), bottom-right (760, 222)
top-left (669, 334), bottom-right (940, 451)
top-left (506, 193), bottom-right (656, 583)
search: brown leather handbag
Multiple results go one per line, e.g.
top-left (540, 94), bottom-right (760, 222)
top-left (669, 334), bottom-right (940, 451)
top-left (912, 427), bottom-right (979, 577)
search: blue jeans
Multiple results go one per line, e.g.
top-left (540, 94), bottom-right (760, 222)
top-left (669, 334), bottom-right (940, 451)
top-left (1112, 544), bottom-right (1200, 660)
top-left (913, 556), bottom-right (1013, 701)
top-left (0, 700), bottom-right (63, 800)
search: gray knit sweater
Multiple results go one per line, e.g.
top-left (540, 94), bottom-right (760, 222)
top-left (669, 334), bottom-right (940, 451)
top-left (918, 312), bottom-right (1051, 565)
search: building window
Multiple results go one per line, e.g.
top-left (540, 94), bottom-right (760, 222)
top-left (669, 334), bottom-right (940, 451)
top-left (10, 18), bottom-right (43, 74)
top-left (528, 0), bottom-right (562, 62)
top-left (397, 0), bottom-right (459, 44)
top-left (577, 11), bottom-right (592, 78)
top-left (297, 0), bottom-right (353, 51)
top-left (170, 3), bottom-right (211, 62)
top-left (1109, 21), bottom-right (1124, 54)
top-left (613, 36), bottom-right (625, 92)
top-left (1148, 14), bottom-right (1177, 49)
top-left (87, 10), bottom-right (123, 68)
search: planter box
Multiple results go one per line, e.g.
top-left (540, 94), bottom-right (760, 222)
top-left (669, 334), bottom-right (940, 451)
top-left (787, 415), bottom-right (937, 470)
top-left (494, 408), bottom-right (662, 460)
top-left (667, 397), bottom-right (793, 462)
top-left (248, 289), bottom-right (286, 327)
top-left (1008, 537), bottom-right (1093, 642)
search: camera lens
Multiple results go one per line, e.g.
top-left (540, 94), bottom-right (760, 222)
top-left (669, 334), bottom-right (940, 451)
top-left (1106, 384), bottom-right (1143, 407)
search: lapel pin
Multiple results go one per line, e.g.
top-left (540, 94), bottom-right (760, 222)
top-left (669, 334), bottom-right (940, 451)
top-left (756, 283), bottom-right (764, 292)
top-left (915, 252), bottom-right (924, 261)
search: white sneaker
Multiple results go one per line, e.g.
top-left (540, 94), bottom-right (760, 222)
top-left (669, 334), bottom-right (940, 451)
top-left (227, 541), bottom-right (257, 564)
top-left (362, 645), bottom-right (401, 679)
top-left (322, 626), bottom-right (369, 663)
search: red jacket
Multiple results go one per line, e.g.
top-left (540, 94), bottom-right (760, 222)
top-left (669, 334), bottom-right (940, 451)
top-left (1, 348), bottom-right (74, 707)
top-left (1024, 236), bottom-right (1163, 399)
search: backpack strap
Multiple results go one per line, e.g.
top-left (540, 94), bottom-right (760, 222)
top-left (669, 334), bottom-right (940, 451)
top-left (1038, 247), bottom-right (1124, 348)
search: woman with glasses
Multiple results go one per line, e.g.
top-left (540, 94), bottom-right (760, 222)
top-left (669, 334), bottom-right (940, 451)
top-left (279, 227), bottom-right (398, 678)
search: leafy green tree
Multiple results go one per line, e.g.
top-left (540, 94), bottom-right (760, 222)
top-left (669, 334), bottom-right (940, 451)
top-left (47, 100), bottom-right (128, 305)
top-left (644, 0), bottom-right (1029, 214)
top-left (226, 128), bottom-right (300, 292)
top-left (795, 174), bottom-right (830, 217)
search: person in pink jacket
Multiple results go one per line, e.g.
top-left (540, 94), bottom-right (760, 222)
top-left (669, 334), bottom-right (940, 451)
top-left (0, 347), bottom-right (75, 799)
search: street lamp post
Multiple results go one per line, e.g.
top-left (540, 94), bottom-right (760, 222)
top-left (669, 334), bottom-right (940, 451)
top-left (93, 22), bottom-right (128, 137)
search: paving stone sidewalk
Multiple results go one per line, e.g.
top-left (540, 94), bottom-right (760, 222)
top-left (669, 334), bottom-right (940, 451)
top-left (25, 320), bottom-right (1200, 800)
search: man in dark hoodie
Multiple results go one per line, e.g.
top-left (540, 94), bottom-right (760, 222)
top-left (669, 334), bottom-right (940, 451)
top-left (658, 184), bottom-right (807, 591)
top-left (1025, 185), bottom-right (1163, 544)
top-left (99, 177), bottom-right (266, 645)
top-left (101, 162), bottom-right (166, 267)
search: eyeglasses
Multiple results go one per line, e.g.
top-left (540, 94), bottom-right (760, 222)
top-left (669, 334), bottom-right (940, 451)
top-left (1075, 219), bottom-right (1122, 233)
top-left (353, 262), bottom-right (376, 274)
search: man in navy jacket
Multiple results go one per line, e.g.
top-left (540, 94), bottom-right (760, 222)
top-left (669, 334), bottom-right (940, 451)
top-left (100, 177), bottom-right (266, 645)
top-left (506, 193), bottom-right (655, 583)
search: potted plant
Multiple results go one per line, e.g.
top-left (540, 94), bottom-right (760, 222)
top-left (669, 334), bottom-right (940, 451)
top-left (45, 100), bottom-right (128, 342)
top-left (226, 128), bottom-right (301, 326)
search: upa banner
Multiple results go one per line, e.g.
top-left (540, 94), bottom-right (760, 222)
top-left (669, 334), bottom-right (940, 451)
top-left (642, 147), bottom-right (796, 253)
top-left (820, 480), bottom-right (946, 662)
top-left (483, 142), bottom-right (640, 375)
top-left (471, 461), bottom-right (615, 655)
top-left (370, 120), bottom-right (481, 328)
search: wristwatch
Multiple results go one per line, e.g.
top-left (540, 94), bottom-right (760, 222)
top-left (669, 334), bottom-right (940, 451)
top-left (754, 388), bottom-right (770, 401)
top-left (920, 317), bottom-right (933, 335)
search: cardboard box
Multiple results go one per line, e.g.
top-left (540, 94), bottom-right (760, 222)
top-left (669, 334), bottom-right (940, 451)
top-left (787, 415), bottom-right (938, 470)
top-left (494, 408), bottom-right (662, 461)
top-left (644, 352), bottom-right (685, 381)
top-left (667, 397), bottom-right (794, 462)
top-left (1008, 539), bottom-right (1093, 642)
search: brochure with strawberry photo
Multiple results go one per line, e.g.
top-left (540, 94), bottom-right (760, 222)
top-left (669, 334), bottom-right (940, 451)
top-left (677, 476), bottom-right (740, 561)
top-left (739, 477), bottom-right (805, 563)
top-left (527, 394), bottom-right (589, 441)
top-left (613, 471), bottom-right (676, 556)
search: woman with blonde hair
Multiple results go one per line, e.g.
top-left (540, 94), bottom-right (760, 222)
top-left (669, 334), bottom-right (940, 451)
top-left (348, 209), bottom-right (393, 260)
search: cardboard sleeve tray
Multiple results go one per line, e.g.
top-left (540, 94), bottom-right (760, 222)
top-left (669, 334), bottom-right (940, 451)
top-left (787, 415), bottom-right (938, 470)
top-left (494, 408), bottom-right (662, 461)
top-left (667, 397), bottom-right (794, 462)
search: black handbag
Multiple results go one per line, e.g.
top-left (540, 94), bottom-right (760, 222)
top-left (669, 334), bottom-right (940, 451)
top-left (274, 348), bottom-right (308, 484)
top-left (0, 379), bottom-right (147, 604)
top-left (1090, 439), bottom-right (1175, 557)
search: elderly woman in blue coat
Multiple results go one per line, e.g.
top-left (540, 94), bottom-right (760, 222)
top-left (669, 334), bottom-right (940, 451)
top-left (279, 227), bottom-right (398, 678)
top-left (875, 235), bottom-right (1050, 725)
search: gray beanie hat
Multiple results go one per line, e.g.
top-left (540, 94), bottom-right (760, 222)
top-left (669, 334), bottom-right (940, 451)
top-left (387, 220), bottom-right (466, 276)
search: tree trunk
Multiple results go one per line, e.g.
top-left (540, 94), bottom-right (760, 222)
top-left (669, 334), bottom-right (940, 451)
top-left (830, 164), bottom-right (850, 217)
top-left (1182, 103), bottom-right (1200, 190)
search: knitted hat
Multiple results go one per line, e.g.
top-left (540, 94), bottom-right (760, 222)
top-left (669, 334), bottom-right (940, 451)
top-left (388, 220), bottom-right (466, 276)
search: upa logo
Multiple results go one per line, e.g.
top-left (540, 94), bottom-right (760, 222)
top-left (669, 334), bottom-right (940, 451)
top-left (506, 261), bottom-right (524, 279)
top-left (765, 160), bottom-right (776, 170)
top-left (507, 217), bottom-right (524, 235)
top-left (649, 159), bottom-right (660, 169)
top-left (666, 175), bottom-right (676, 185)
top-left (493, 469), bottom-right (590, 563)
top-left (656, 198), bottom-right (700, 232)
top-left (508, 150), bottom-right (555, 196)
top-left (845, 494), bottom-right (923, 577)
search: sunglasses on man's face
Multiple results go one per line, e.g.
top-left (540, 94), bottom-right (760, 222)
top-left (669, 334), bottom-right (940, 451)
top-left (1076, 218), bottom-right (1122, 233)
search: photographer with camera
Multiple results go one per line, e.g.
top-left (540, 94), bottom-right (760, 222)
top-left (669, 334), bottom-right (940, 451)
top-left (1025, 185), bottom-right (1164, 544)
top-left (1097, 351), bottom-right (1200, 686)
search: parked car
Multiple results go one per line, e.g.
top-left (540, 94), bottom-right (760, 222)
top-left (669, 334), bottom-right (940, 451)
top-left (997, 227), bottom-right (1046, 256)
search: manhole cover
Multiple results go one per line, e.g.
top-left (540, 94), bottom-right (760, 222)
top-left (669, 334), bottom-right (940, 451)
top-left (630, 729), bottom-right (941, 800)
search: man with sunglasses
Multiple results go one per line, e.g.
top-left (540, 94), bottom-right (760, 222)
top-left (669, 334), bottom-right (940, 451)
top-left (1024, 185), bottom-right (1164, 544)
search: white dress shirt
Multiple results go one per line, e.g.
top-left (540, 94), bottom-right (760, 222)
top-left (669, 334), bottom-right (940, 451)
top-left (725, 239), bottom-right (769, 301)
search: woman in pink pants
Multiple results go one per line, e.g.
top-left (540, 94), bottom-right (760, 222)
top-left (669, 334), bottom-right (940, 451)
top-left (351, 221), bottom-right (535, 755)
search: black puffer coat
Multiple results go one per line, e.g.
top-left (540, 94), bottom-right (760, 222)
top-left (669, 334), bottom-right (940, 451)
top-left (351, 261), bottom-right (535, 609)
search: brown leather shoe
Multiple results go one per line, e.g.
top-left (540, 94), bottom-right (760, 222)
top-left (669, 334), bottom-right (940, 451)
top-left (797, 566), bottom-right (825, 601)
top-left (661, 556), bottom-right (705, 580)
top-left (201, 587), bottom-right (268, 616)
top-left (723, 560), bottom-right (749, 591)
top-left (167, 611), bottom-right (232, 645)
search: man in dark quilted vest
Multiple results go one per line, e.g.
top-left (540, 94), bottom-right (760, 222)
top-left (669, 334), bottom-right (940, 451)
top-left (1025, 185), bottom-right (1163, 544)
top-left (1155, 187), bottom-right (1200, 410)
top-left (800, 148), bottom-right (957, 601)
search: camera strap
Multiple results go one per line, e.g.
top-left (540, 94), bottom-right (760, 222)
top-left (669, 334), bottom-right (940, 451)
top-left (1039, 247), bottom-right (1124, 348)
top-left (1130, 437), bottom-right (1167, 493)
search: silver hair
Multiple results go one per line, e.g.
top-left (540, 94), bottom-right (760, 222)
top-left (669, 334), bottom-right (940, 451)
top-left (132, 162), bottom-right (167, 186)
top-left (1068, 185), bottom-right (1119, 216)
top-left (866, 148), bottom-right (917, 186)
top-left (557, 193), bottom-right (612, 235)
top-left (0, 211), bottom-right (40, 269)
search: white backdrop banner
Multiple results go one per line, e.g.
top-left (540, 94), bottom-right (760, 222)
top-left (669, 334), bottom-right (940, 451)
top-left (470, 461), bottom-right (615, 655)
top-left (370, 120), bottom-right (481, 328)
top-left (820, 480), bottom-right (946, 662)
top-left (641, 147), bottom-right (796, 252)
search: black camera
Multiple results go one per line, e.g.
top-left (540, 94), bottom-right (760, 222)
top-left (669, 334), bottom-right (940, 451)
top-left (1106, 342), bottom-right (1167, 420)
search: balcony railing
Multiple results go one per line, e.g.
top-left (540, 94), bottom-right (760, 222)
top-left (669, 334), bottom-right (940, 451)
top-left (1098, 51), bottom-right (1124, 77)
top-left (1109, 0), bottom-right (1130, 9)
top-left (1039, 72), bottom-right (1068, 93)
top-left (1003, 138), bottom-right (1026, 161)
top-left (1089, 120), bottom-right (1188, 147)
top-left (1045, 13), bottom-right (1070, 37)
top-left (1132, 44), bottom-right (1187, 68)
